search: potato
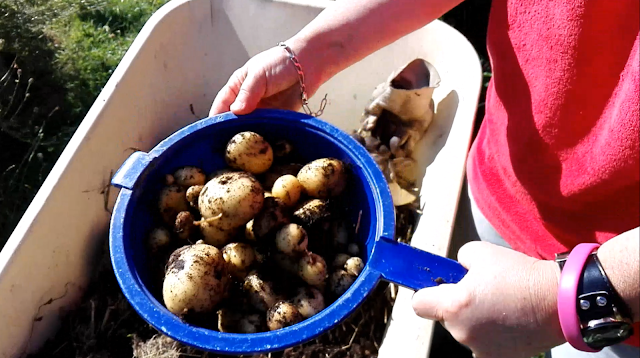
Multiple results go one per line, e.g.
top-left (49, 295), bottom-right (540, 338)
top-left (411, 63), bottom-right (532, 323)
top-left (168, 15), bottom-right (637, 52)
top-left (252, 197), bottom-right (290, 239)
top-left (332, 221), bottom-right (349, 249)
top-left (262, 163), bottom-right (303, 190)
top-left (293, 199), bottom-right (331, 227)
top-left (162, 243), bottom-right (229, 315)
top-left (243, 272), bottom-right (279, 312)
top-left (266, 301), bottom-right (303, 331)
top-left (292, 287), bottom-right (325, 318)
top-left (298, 252), bottom-right (328, 286)
top-left (272, 175), bottom-right (303, 207)
top-left (344, 257), bottom-right (364, 277)
top-left (195, 217), bottom-right (238, 247)
top-left (173, 166), bottom-right (206, 187)
top-left (198, 172), bottom-right (264, 229)
top-left (222, 242), bottom-right (255, 278)
top-left (239, 314), bottom-right (264, 333)
top-left (244, 219), bottom-right (256, 241)
top-left (329, 269), bottom-right (356, 297)
top-left (158, 185), bottom-right (190, 224)
top-left (297, 158), bottom-right (347, 198)
top-left (148, 227), bottom-right (171, 252)
top-left (174, 211), bottom-right (196, 241)
top-left (186, 185), bottom-right (204, 207)
top-left (275, 223), bottom-right (308, 255)
top-left (225, 131), bottom-right (273, 174)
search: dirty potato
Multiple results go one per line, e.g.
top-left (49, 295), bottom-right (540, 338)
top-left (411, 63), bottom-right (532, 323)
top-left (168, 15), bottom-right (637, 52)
top-left (297, 158), bottom-right (347, 198)
top-left (275, 223), bottom-right (308, 255)
top-left (292, 287), bottom-right (325, 318)
top-left (243, 272), bottom-right (279, 312)
top-left (186, 185), bottom-right (204, 207)
top-left (174, 211), bottom-right (196, 241)
top-left (162, 243), bottom-right (229, 315)
top-left (298, 252), bottom-right (328, 286)
top-left (158, 185), bottom-right (190, 224)
top-left (293, 199), bottom-right (331, 227)
top-left (195, 217), bottom-right (238, 247)
top-left (272, 174), bottom-right (303, 207)
top-left (344, 257), bottom-right (364, 277)
top-left (225, 131), bottom-right (274, 174)
top-left (329, 269), bottom-right (356, 297)
top-left (222, 242), bottom-right (255, 278)
top-left (266, 301), bottom-right (303, 331)
top-left (198, 172), bottom-right (264, 229)
top-left (173, 166), bottom-right (206, 187)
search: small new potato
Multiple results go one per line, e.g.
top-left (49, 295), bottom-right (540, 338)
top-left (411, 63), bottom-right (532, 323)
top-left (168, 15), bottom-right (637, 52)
top-left (344, 257), bottom-right (364, 277)
top-left (174, 211), bottom-right (196, 240)
top-left (244, 272), bottom-right (279, 312)
top-left (272, 175), bottom-right (303, 207)
top-left (222, 242), bottom-right (255, 278)
top-left (292, 287), bottom-right (325, 318)
top-left (158, 185), bottom-right (190, 224)
top-left (273, 252), bottom-right (299, 275)
top-left (186, 185), bottom-right (204, 207)
top-left (162, 243), bottom-right (229, 315)
top-left (198, 172), bottom-right (264, 229)
top-left (173, 166), bottom-right (206, 187)
top-left (195, 217), bottom-right (238, 247)
top-left (347, 243), bottom-right (360, 256)
top-left (244, 219), bottom-right (256, 241)
top-left (297, 158), bottom-right (347, 198)
top-left (225, 131), bottom-right (273, 174)
top-left (275, 223), bottom-right (308, 255)
top-left (148, 227), bottom-right (171, 252)
top-left (266, 301), bottom-right (303, 331)
top-left (293, 199), bottom-right (331, 227)
top-left (298, 252), bottom-right (328, 286)
top-left (329, 269), bottom-right (356, 297)
top-left (262, 164), bottom-right (303, 190)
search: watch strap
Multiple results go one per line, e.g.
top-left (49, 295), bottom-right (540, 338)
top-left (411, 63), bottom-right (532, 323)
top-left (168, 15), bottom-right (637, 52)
top-left (557, 243), bottom-right (601, 352)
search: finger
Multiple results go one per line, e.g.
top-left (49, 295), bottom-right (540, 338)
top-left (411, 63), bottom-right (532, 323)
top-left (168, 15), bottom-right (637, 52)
top-left (411, 283), bottom-right (466, 321)
top-left (229, 69), bottom-right (266, 115)
top-left (209, 69), bottom-right (245, 116)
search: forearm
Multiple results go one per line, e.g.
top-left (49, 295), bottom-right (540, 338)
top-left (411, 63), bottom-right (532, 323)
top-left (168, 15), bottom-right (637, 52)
top-left (285, 0), bottom-right (463, 91)
top-left (597, 227), bottom-right (640, 321)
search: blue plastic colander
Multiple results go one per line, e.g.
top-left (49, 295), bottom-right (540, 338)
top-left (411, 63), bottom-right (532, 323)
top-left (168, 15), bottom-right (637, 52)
top-left (109, 108), bottom-right (467, 355)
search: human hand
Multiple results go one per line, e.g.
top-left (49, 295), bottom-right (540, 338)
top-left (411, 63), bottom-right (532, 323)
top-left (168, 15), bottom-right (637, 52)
top-left (209, 42), bottom-right (320, 116)
top-left (412, 241), bottom-right (565, 358)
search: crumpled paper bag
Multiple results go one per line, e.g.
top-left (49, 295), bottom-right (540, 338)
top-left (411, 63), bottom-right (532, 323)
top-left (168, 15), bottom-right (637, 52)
top-left (355, 58), bottom-right (441, 206)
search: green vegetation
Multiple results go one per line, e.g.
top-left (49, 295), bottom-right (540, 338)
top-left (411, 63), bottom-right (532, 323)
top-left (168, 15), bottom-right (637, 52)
top-left (0, 0), bottom-right (170, 244)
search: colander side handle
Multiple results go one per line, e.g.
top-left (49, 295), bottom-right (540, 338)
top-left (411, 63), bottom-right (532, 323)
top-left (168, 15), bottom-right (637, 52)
top-left (111, 151), bottom-right (152, 190)
top-left (368, 236), bottom-right (468, 291)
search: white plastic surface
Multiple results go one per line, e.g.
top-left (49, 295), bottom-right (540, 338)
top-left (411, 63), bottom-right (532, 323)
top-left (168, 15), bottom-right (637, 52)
top-left (0, 0), bottom-right (481, 356)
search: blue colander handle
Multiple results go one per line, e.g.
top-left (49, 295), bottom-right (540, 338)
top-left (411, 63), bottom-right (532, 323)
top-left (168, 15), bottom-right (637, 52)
top-left (368, 236), bottom-right (468, 290)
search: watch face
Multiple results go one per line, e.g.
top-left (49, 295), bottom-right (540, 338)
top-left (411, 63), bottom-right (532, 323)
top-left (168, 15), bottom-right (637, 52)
top-left (582, 322), bottom-right (634, 349)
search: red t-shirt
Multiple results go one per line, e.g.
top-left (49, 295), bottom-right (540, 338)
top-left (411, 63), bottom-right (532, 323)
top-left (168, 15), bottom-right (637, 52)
top-left (466, 0), bottom-right (639, 347)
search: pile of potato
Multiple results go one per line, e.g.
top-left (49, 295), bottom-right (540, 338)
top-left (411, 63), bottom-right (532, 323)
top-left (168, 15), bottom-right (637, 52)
top-left (146, 131), bottom-right (365, 333)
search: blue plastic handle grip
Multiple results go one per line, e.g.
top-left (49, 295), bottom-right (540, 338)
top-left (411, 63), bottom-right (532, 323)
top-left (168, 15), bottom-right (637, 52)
top-left (369, 236), bottom-right (468, 290)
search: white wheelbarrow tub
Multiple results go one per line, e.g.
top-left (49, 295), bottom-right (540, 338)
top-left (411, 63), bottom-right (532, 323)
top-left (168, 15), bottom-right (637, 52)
top-left (0, 0), bottom-right (482, 357)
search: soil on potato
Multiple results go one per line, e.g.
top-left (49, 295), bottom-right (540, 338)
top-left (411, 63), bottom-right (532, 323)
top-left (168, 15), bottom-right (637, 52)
top-left (26, 238), bottom-right (396, 358)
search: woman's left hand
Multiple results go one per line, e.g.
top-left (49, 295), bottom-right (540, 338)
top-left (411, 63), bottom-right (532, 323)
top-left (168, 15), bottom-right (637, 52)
top-left (412, 241), bottom-right (566, 358)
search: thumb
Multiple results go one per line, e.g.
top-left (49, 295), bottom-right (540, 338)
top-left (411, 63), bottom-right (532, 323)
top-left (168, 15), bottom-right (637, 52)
top-left (411, 283), bottom-right (467, 321)
top-left (229, 69), bottom-right (266, 115)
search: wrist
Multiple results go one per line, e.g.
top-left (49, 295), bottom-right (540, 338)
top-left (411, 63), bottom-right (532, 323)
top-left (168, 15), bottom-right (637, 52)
top-left (284, 34), bottom-right (341, 97)
top-left (528, 259), bottom-right (566, 347)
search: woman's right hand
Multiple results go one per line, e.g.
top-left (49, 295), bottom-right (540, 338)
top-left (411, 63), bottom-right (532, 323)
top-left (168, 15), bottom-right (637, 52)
top-left (209, 42), bottom-right (320, 116)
